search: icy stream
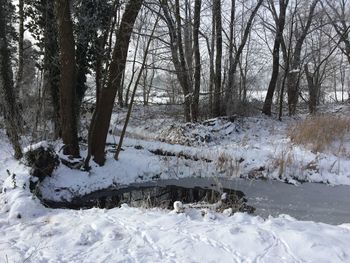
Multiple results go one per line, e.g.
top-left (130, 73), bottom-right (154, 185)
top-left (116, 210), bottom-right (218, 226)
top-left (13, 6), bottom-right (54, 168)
top-left (42, 177), bottom-right (350, 225)
top-left (132, 178), bottom-right (350, 225)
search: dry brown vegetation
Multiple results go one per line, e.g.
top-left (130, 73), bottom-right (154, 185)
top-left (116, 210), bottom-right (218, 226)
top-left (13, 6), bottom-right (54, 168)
top-left (288, 115), bottom-right (350, 155)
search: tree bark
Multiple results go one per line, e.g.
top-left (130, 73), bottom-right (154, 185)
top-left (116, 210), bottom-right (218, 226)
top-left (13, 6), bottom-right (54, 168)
top-left (304, 64), bottom-right (317, 114)
top-left (0, 0), bottom-right (23, 159)
top-left (224, 0), bottom-right (236, 114)
top-left (209, 8), bottom-right (215, 116)
top-left (16, 0), bottom-right (24, 99)
top-left (192, 0), bottom-right (201, 122)
top-left (43, 0), bottom-right (61, 139)
top-left (55, 0), bottom-right (80, 157)
top-left (174, 0), bottom-right (192, 122)
top-left (88, 0), bottom-right (143, 165)
top-left (184, 0), bottom-right (193, 84)
top-left (213, 0), bottom-right (222, 117)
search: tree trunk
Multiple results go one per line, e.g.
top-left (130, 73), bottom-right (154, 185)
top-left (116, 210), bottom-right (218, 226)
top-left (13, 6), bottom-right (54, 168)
top-left (225, 0), bottom-right (236, 114)
top-left (88, 0), bottom-right (143, 165)
top-left (262, 39), bottom-right (282, 115)
top-left (174, 0), bottom-right (192, 122)
top-left (43, 0), bottom-right (61, 139)
top-left (209, 10), bottom-right (215, 115)
top-left (213, 0), bottom-right (222, 117)
top-left (304, 64), bottom-right (317, 114)
top-left (12, 0), bottom-right (25, 132)
top-left (16, 0), bottom-right (24, 99)
top-left (0, 0), bottom-right (23, 159)
top-left (184, 0), bottom-right (193, 84)
top-left (55, 0), bottom-right (80, 157)
top-left (286, 71), bottom-right (299, 115)
top-left (191, 0), bottom-right (201, 122)
top-left (75, 38), bottom-right (89, 121)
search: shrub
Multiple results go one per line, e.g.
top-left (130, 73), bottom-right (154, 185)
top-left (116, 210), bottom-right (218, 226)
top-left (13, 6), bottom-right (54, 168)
top-left (24, 146), bottom-right (60, 181)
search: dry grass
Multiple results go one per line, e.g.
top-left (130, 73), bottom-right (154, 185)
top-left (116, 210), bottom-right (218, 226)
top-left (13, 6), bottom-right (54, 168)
top-left (271, 147), bottom-right (295, 178)
top-left (216, 152), bottom-right (242, 177)
top-left (288, 115), bottom-right (350, 154)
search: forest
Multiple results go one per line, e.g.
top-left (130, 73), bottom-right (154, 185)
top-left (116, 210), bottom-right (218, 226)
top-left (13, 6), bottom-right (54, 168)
top-left (1, 0), bottom-right (350, 262)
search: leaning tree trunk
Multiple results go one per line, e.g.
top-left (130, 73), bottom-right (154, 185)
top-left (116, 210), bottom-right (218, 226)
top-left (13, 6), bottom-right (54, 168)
top-left (55, 0), bottom-right (80, 157)
top-left (262, 39), bottom-right (282, 115)
top-left (0, 0), bottom-right (23, 159)
top-left (88, 0), bottom-right (143, 165)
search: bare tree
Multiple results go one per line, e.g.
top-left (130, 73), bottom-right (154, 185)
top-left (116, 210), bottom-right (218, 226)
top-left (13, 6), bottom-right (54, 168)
top-left (225, 0), bottom-right (263, 115)
top-left (323, 0), bottom-right (350, 64)
top-left (115, 9), bottom-right (160, 160)
top-left (304, 21), bottom-right (340, 114)
top-left (160, 0), bottom-right (193, 122)
top-left (262, 0), bottom-right (289, 116)
top-left (287, 0), bottom-right (319, 116)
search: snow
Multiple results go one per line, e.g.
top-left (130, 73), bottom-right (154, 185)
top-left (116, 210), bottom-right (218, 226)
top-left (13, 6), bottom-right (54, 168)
top-left (1, 104), bottom-right (350, 262)
top-left (23, 141), bottom-right (49, 153)
top-left (289, 69), bottom-right (300, 73)
top-left (1, 184), bottom-right (350, 262)
top-left (105, 105), bottom-right (350, 187)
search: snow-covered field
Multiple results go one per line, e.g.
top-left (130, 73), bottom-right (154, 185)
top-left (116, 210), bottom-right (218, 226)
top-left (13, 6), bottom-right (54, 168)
top-left (1, 104), bottom-right (350, 262)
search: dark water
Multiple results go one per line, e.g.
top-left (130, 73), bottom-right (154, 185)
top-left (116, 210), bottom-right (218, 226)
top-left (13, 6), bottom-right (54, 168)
top-left (151, 178), bottom-right (350, 225)
top-left (43, 177), bottom-right (350, 225)
top-left (42, 182), bottom-right (254, 214)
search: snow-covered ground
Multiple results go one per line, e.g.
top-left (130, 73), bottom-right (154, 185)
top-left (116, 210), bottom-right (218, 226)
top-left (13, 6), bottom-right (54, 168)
top-left (1, 157), bottom-right (350, 262)
top-left (1, 104), bottom-right (350, 262)
top-left (1, 200), bottom-right (350, 262)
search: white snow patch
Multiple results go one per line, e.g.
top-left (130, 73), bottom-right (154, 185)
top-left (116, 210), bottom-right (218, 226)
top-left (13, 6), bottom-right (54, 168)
top-left (23, 141), bottom-right (49, 153)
